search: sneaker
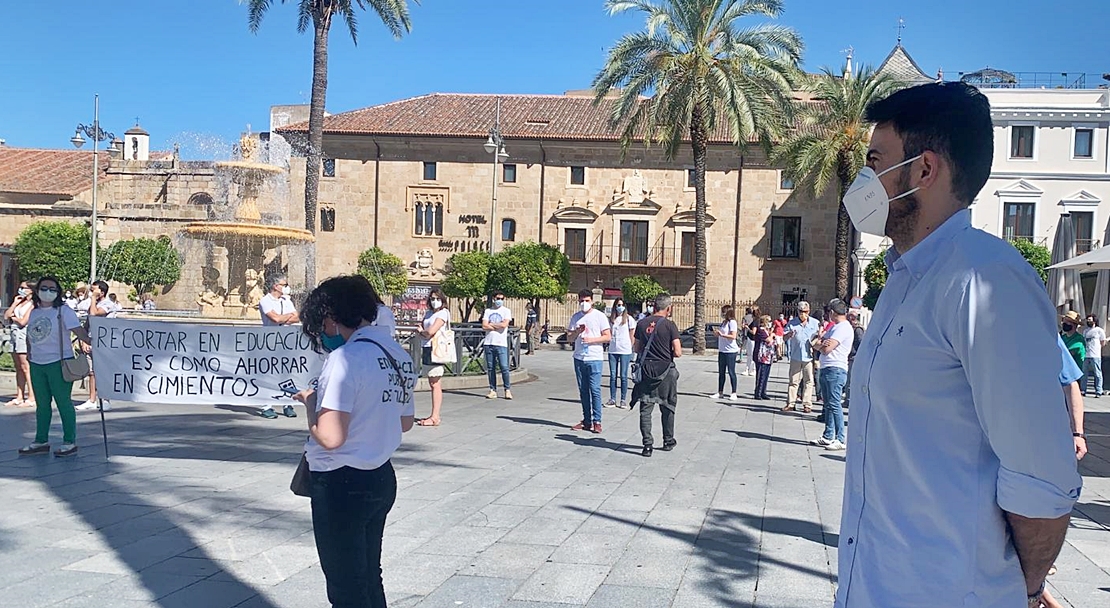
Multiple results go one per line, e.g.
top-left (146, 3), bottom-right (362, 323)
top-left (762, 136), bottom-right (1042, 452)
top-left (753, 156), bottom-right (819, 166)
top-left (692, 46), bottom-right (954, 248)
top-left (53, 443), bottom-right (79, 457)
top-left (641, 445), bottom-right (653, 457)
top-left (99, 400), bottom-right (112, 412)
top-left (74, 400), bottom-right (98, 411)
top-left (709, 393), bottom-right (720, 399)
top-left (18, 442), bottom-right (50, 455)
top-left (659, 440), bottom-right (677, 452)
top-left (486, 390), bottom-right (497, 399)
top-left (812, 437), bottom-right (834, 447)
top-left (571, 421), bottom-right (589, 431)
top-left (504, 390), bottom-right (514, 400)
top-left (729, 393), bottom-right (738, 401)
top-left (619, 401), bottom-right (628, 409)
top-left (591, 423), bottom-right (603, 434)
top-left (825, 440), bottom-right (846, 451)
top-left (283, 404), bottom-right (297, 418)
top-left (604, 400), bottom-right (617, 408)
top-left (260, 408), bottom-right (279, 419)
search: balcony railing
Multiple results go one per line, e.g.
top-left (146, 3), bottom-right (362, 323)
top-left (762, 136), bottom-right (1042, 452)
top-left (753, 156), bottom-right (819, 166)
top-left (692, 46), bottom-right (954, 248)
top-left (563, 243), bottom-right (696, 268)
top-left (1077, 238), bottom-right (1101, 255)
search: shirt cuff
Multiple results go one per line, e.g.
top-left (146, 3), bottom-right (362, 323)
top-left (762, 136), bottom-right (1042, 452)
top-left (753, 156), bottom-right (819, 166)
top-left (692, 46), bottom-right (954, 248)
top-left (996, 465), bottom-right (1081, 519)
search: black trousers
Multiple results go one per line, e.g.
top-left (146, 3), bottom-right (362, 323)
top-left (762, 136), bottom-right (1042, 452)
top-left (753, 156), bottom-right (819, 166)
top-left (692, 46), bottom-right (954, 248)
top-left (717, 352), bottom-right (738, 393)
top-left (755, 362), bottom-right (771, 398)
top-left (635, 365), bottom-right (678, 446)
top-left (310, 462), bottom-right (397, 608)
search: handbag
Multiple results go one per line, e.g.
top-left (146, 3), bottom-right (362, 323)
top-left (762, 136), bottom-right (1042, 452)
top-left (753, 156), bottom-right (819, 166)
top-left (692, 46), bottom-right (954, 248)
top-left (291, 337), bottom-right (413, 497)
top-left (430, 318), bottom-right (457, 364)
top-left (631, 319), bottom-right (660, 383)
top-left (57, 308), bottom-right (90, 382)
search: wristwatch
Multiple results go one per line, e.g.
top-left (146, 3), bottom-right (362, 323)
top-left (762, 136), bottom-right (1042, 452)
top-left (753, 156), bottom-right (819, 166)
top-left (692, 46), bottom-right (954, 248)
top-left (1027, 580), bottom-right (1045, 607)
top-left (1074, 432), bottom-right (1086, 439)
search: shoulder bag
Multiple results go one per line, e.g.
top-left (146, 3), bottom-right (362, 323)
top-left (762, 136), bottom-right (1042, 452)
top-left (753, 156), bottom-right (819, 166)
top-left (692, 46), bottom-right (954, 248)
top-left (631, 319), bottom-right (660, 384)
top-left (57, 308), bottom-right (90, 382)
top-left (291, 337), bottom-right (414, 497)
top-left (430, 315), bottom-right (457, 364)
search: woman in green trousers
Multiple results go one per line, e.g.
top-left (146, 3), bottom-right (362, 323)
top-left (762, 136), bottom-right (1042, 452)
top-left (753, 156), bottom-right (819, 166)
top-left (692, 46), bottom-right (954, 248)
top-left (17, 276), bottom-right (93, 457)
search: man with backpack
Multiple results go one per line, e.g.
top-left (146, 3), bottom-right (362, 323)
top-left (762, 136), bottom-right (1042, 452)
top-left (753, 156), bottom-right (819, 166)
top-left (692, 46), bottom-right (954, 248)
top-left (631, 294), bottom-right (683, 457)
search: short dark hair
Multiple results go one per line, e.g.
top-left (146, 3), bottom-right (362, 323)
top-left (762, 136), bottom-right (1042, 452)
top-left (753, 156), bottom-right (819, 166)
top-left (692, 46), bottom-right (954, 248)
top-left (491, 291), bottom-right (505, 299)
top-left (32, 276), bottom-right (63, 308)
top-left (1088, 314), bottom-right (1099, 325)
top-left (93, 280), bottom-right (109, 294)
top-left (577, 289), bottom-right (593, 300)
top-left (865, 82), bottom-right (993, 206)
top-left (300, 275), bottom-right (382, 354)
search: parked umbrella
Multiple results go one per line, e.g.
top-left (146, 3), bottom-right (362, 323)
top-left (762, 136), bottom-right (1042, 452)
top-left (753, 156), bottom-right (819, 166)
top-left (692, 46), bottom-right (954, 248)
top-left (1090, 220), bottom-right (1110, 355)
top-left (1047, 214), bottom-right (1086, 318)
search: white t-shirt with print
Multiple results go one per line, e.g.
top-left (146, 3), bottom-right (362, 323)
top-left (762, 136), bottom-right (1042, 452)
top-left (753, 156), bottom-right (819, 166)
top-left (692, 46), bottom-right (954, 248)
top-left (819, 320), bottom-right (854, 371)
top-left (1084, 326), bottom-right (1106, 359)
top-left (609, 315), bottom-right (634, 355)
top-left (27, 305), bottom-right (82, 365)
top-left (422, 309), bottom-right (450, 347)
top-left (482, 306), bottom-right (513, 348)
top-left (306, 326), bottom-right (416, 472)
top-left (259, 293), bottom-right (296, 326)
top-left (718, 319), bottom-right (740, 353)
top-left (569, 309), bottom-right (610, 361)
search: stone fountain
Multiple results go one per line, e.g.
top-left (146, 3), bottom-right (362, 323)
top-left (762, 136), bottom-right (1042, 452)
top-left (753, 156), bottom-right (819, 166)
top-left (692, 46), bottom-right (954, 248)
top-left (182, 131), bottom-right (314, 317)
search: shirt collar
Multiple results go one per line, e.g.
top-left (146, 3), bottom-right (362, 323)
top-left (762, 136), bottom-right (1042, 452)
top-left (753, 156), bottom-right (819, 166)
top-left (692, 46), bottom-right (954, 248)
top-left (885, 209), bottom-right (971, 276)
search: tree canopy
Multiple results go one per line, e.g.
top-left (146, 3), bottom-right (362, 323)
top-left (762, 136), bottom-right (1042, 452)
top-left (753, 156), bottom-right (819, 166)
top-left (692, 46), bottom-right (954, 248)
top-left (486, 242), bottom-right (571, 303)
top-left (357, 247), bottom-right (408, 296)
top-left (622, 275), bottom-right (666, 305)
top-left (13, 221), bottom-right (91, 289)
top-left (100, 236), bottom-right (183, 297)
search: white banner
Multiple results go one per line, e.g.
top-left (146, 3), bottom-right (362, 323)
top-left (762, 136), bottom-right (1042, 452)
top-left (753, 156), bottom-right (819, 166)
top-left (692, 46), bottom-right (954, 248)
top-left (89, 317), bottom-right (324, 405)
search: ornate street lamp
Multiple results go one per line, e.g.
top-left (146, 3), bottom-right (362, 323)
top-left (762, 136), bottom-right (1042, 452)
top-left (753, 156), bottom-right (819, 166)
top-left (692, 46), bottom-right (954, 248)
top-left (70, 95), bottom-right (122, 282)
top-left (484, 97), bottom-right (509, 253)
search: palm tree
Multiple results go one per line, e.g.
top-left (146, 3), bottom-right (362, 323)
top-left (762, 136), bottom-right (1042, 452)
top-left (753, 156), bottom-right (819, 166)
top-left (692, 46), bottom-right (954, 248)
top-left (247, 0), bottom-right (413, 285)
top-left (593, 0), bottom-right (802, 354)
top-left (772, 64), bottom-right (903, 300)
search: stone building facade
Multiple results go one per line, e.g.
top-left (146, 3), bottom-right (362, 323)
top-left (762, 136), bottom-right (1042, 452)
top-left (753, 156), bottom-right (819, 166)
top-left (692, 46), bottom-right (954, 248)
top-left (277, 92), bottom-right (841, 313)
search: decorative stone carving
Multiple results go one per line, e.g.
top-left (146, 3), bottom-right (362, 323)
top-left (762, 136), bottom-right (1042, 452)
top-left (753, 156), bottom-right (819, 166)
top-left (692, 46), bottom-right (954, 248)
top-left (408, 248), bottom-right (445, 280)
top-left (243, 269), bottom-right (265, 308)
top-left (613, 169), bottom-right (653, 206)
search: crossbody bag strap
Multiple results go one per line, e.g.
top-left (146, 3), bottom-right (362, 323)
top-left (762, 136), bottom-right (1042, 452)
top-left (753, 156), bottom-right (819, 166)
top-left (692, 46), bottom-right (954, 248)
top-left (636, 318), bottom-right (660, 366)
top-left (56, 307), bottom-right (69, 361)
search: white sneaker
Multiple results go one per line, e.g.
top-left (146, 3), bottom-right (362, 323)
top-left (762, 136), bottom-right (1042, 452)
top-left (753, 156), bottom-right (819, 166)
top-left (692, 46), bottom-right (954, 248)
top-left (100, 400), bottom-right (112, 412)
top-left (812, 437), bottom-right (834, 447)
top-left (486, 390), bottom-right (497, 399)
top-left (825, 440), bottom-right (846, 451)
top-left (74, 401), bottom-right (98, 411)
top-left (709, 393), bottom-right (720, 399)
top-left (729, 393), bottom-right (738, 401)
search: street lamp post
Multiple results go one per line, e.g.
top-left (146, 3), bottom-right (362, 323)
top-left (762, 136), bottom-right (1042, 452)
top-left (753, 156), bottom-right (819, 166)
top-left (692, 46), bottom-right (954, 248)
top-left (483, 97), bottom-right (509, 253)
top-left (70, 94), bottom-right (121, 283)
top-left (852, 245), bottom-right (869, 300)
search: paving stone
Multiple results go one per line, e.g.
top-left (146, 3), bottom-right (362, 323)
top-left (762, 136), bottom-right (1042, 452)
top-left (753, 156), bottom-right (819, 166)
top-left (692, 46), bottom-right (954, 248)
top-left (459, 543), bottom-right (556, 580)
top-left (413, 575), bottom-right (521, 608)
top-left (512, 562), bottom-right (611, 604)
top-left (585, 584), bottom-right (675, 608)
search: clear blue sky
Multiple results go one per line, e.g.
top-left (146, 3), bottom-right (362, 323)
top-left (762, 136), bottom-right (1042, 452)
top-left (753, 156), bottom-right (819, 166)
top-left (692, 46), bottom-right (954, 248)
top-left (2, 0), bottom-right (1108, 158)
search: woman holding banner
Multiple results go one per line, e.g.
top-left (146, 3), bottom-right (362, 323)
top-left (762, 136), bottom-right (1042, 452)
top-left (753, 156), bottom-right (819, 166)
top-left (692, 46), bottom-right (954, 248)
top-left (294, 275), bottom-right (415, 608)
top-left (416, 289), bottom-right (450, 426)
top-left (17, 276), bottom-right (93, 457)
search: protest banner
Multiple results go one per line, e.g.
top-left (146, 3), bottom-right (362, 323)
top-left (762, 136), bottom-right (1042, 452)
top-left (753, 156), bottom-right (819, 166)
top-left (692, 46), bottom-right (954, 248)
top-left (89, 317), bottom-right (324, 406)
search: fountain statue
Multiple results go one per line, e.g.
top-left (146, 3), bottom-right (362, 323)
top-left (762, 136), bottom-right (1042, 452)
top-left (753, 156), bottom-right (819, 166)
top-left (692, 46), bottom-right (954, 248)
top-left (182, 129), bottom-right (314, 318)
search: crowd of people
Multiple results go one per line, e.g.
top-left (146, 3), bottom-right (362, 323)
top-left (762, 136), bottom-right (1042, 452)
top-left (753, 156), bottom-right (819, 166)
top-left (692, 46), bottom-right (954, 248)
top-left (5, 81), bottom-right (1097, 608)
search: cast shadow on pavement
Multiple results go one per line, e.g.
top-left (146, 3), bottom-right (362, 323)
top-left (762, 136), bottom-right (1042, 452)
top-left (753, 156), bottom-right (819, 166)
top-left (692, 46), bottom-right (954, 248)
top-left (552, 433), bottom-right (643, 455)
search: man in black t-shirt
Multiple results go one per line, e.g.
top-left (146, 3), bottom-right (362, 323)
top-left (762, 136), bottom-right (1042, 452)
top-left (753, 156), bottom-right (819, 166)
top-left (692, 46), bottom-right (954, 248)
top-left (631, 293), bottom-right (683, 457)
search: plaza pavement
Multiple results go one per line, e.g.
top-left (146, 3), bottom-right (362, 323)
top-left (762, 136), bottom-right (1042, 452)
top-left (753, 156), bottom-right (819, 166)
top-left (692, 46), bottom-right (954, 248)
top-left (0, 350), bottom-right (1108, 608)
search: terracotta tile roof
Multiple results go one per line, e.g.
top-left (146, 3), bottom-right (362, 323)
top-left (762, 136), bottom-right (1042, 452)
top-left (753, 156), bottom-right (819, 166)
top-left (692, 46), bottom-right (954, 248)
top-left (0, 147), bottom-right (108, 196)
top-left (275, 93), bottom-right (767, 144)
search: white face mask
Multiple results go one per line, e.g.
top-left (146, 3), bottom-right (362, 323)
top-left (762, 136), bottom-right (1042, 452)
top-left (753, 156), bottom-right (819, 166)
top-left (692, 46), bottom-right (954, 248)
top-left (430, 299), bottom-right (442, 309)
top-left (580, 301), bottom-right (592, 313)
top-left (280, 285), bottom-right (291, 297)
top-left (842, 155), bottom-right (922, 236)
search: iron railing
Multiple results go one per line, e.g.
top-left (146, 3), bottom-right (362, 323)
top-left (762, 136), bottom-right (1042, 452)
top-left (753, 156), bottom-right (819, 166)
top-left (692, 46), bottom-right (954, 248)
top-left (958, 71), bottom-right (1105, 90)
top-left (396, 326), bottom-right (521, 378)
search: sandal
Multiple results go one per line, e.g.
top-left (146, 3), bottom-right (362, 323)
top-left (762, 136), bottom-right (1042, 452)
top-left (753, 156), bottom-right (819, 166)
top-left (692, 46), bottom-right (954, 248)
top-left (416, 418), bottom-right (440, 427)
top-left (20, 401), bottom-right (36, 408)
top-left (4, 398), bottom-right (23, 407)
top-left (803, 406), bottom-right (812, 413)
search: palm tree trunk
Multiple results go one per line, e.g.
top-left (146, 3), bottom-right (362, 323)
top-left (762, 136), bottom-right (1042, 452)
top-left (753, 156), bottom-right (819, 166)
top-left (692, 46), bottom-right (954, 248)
top-left (304, 11), bottom-right (331, 288)
top-left (834, 155), bottom-right (852, 300)
top-left (690, 103), bottom-right (709, 355)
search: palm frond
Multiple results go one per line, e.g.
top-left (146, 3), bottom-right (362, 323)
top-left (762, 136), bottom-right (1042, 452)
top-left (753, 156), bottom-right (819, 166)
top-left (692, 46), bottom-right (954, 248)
top-left (246, 0), bottom-right (275, 33)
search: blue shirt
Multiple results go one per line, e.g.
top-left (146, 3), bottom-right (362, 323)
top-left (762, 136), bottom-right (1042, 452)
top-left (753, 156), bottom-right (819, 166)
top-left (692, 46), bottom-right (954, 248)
top-left (1059, 335), bottom-right (1083, 386)
top-left (785, 316), bottom-right (820, 362)
top-left (837, 209), bottom-right (1082, 608)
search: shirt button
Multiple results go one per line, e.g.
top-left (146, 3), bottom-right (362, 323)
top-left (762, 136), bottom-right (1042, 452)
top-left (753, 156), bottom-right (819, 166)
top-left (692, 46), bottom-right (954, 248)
top-left (847, 537), bottom-right (854, 545)
top-left (861, 385), bottom-right (869, 394)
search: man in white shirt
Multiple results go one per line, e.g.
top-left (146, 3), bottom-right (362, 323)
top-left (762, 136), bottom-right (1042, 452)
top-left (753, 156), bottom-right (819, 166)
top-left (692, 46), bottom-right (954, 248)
top-left (566, 289), bottom-right (611, 433)
top-left (813, 299), bottom-right (853, 451)
top-left (258, 274), bottom-right (299, 419)
top-left (1082, 314), bottom-right (1106, 397)
top-left (481, 291), bottom-right (513, 400)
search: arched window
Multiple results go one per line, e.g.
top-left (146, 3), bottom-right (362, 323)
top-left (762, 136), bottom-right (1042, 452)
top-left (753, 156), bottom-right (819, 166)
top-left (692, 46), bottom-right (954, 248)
top-left (501, 218), bottom-right (516, 242)
top-left (413, 201), bottom-right (443, 237)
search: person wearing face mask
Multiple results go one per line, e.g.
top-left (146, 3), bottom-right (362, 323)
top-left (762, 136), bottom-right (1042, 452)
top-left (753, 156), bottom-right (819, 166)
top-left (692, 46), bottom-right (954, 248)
top-left (637, 301), bottom-right (655, 321)
top-left (836, 83), bottom-right (1080, 608)
top-left (416, 290), bottom-right (450, 426)
top-left (1081, 314), bottom-right (1106, 397)
top-left (782, 301), bottom-right (819, 413)
top-left (710, 305), bottom-right (740, 401)
top-left (606, 298), bottom-right (634, 409)
top-left (17, 276), bottom-right (93, 457)
top-left (291, 274), bottom-right (415, 608)
top-left (75, 280), bottom-right (112, 413)
top-left (567, 290), bottom-right (612, 432)
top-left (1060, 311), bottom-right (1084, 372)
top-left (481, 291), bottom-right (513, 400)
top-left (5, 281), bottom-right (37, 408)
top-left (258, 274), bottom-right (300, 419)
